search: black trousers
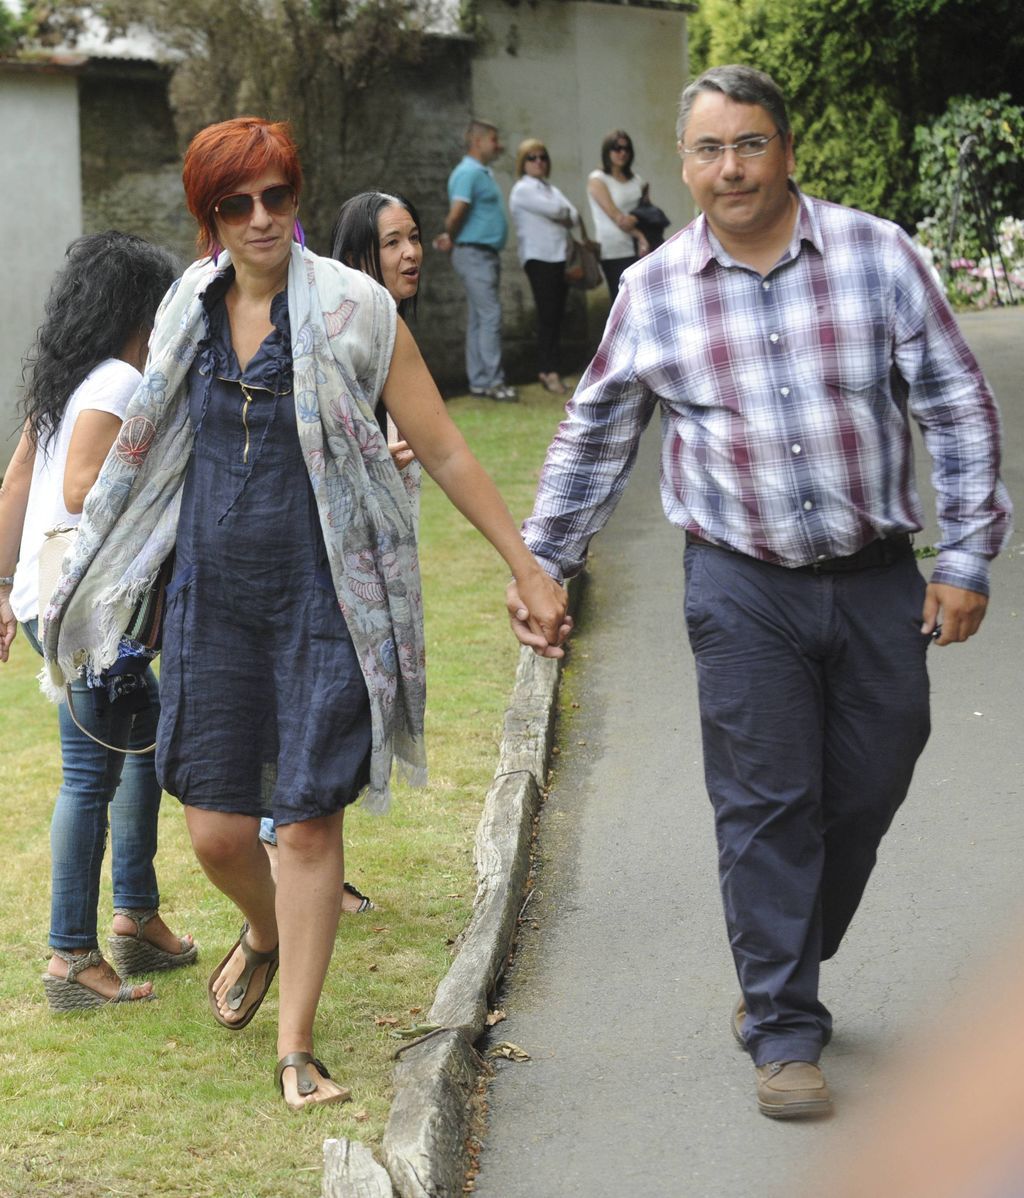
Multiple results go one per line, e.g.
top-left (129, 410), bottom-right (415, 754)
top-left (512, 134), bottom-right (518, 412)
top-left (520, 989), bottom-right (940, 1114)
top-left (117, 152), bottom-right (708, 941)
top-left (523, 259), bottom-right (569, 375)
top-left (600, 255), bottom-right (637, 302)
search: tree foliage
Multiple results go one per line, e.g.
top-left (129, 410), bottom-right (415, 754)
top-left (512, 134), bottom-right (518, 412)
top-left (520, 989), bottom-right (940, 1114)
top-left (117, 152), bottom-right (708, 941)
top-left (22, 0), bottom-right (434, 248)
top-left (688, 0), bottom-right (1024, 229)
top-left (914, 95), bottom-right (1024, 258)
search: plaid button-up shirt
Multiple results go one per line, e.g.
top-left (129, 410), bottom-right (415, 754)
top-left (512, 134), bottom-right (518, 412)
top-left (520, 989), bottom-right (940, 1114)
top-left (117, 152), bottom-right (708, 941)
top-left (523, 190), bottom-right (1012, 594)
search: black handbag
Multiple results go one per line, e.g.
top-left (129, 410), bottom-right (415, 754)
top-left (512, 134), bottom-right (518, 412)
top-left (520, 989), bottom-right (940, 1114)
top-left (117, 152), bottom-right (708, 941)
top-left (632, 186), bottom-right (670, 250)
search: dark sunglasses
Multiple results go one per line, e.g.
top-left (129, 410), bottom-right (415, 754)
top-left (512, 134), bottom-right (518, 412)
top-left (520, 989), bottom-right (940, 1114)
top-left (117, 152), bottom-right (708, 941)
top-left (214, 183), bottom-right (296, 225)
top-left (525, 152), bottom-right (549, 162)
top-left (611, 142), bottom-right (631, 152)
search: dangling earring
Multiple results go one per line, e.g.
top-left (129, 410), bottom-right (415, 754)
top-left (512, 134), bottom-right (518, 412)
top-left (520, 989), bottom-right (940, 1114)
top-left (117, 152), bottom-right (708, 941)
top-left (294, 218), bottom-right (306, 250)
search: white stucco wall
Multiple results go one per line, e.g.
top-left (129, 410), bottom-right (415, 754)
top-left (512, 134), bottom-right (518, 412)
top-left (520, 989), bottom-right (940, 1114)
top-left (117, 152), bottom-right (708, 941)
top-left (470, 0), bottom-right (692, 258)
top-left (0, 71), bottom-right (82, 466)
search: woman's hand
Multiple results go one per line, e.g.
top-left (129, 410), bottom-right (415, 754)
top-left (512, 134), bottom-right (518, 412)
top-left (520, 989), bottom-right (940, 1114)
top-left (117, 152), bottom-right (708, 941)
top-left (505, 572), bottom-right (573, 658)
top-left (0, 589), bottom-right (16, 663)
top-left (635, 232), bottom-right (651, 257)
top-left (615, 212), bottom-right (638, 233)
top-left (389, 440), bottom-right (417, 471)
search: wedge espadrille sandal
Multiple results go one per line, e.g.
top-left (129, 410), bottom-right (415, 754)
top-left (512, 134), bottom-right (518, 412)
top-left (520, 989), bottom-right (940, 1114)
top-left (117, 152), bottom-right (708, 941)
top-left (42, 948), bottom-right (156, 1011)
top-left (107, 908), bottom-right (198, 976)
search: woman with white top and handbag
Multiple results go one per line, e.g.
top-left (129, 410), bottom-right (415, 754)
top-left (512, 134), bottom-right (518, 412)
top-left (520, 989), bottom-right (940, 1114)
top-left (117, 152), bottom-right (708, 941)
top-left (0, 231), bottom-right (196, 1010)
top-left (586, 129), bottom-right (650, 301)
top-left (509, 138), bottom-right (592, 396)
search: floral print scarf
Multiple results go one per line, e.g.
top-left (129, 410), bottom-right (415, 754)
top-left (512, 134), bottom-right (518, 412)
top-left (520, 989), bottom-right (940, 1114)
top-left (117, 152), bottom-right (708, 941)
top-left (42, 244), bottom-right (426, 812)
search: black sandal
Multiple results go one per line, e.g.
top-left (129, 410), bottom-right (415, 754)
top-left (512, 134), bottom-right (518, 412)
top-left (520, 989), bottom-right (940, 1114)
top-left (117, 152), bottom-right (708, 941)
top-left (207, 923), bottom-right (278, 1030)
top-left (343, 881), bottom-right (374, 914)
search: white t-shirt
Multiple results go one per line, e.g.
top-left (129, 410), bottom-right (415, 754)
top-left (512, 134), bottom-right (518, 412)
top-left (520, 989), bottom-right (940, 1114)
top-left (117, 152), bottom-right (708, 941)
top-left (11, 358), bottom-right (141, 622)
top-left (587, 169), bottom-right (645, 259)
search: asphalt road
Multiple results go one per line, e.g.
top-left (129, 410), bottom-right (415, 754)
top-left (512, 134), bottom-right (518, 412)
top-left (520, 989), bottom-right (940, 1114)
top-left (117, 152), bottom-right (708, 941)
top-left (474, 307), bottom-right (1024, 1198)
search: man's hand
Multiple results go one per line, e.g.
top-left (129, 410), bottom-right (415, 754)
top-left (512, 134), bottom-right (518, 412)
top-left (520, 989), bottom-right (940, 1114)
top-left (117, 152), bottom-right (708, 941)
top-left (506, 577), bottom-right (573, 658)
top-left (432, 232), bottom-right (453, 254)
top-left (921, 582), bottom-right (988, 645)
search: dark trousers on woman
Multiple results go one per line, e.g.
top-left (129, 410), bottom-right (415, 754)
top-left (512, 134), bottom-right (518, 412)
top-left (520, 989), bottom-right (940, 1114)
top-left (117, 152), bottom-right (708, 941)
top-left (600, 255), bottom-right (637, 302)
top-left (683, 541), bottom-right (931, 1067)
top-left (524, 259), bottom-right (569, 376)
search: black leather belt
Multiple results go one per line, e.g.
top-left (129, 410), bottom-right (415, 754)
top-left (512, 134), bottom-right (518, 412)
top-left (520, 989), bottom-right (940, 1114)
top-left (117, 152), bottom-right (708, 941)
top-left (685, 532), bottom-right (912, 575)
top-left (455, 242), bottom-right (500, 253)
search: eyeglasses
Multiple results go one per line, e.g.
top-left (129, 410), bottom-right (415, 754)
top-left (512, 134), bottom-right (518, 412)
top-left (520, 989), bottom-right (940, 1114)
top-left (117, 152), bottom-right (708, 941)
top-left (525, 152), bottom-right (549, 163)
top-left (681, 132), bottom-right (780, 165)
top-left (214, 184), bottom-right (296, 225)
top-left (610, 143), bottom-right (631, 153)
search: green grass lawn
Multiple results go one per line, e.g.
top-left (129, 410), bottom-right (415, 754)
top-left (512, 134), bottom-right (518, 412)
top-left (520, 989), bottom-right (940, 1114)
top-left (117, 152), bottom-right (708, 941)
top-left (0, 385), bottom-right (568, 1198)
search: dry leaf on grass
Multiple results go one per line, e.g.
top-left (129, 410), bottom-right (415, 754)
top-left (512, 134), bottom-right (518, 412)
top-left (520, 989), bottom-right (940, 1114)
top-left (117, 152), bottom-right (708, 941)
top-left (488, 1041), bottom-right (530, 1061)
top-left (354, 1110), bottom-right (370, 1123)
top-left (374, 1015), bottom-right (400, 1027)
top-left (485, 1009), bottom-right (507, 1027)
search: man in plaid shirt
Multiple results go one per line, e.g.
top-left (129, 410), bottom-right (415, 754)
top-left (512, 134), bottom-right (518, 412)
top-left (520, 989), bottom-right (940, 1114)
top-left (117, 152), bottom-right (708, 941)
top-left (507, 65), bottom-right (1012, 1120)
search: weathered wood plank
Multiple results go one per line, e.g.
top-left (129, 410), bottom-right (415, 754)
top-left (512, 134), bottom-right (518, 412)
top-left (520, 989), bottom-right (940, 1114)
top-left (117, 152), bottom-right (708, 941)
top-left (382, 1030), bottom-right (479, 1198)
top-left (496, 649), bottom-right (561, 780)
top-left (428, 771), bottom-right (540, 1035)
top-left (322, 1138), bottom-right (394, 1198)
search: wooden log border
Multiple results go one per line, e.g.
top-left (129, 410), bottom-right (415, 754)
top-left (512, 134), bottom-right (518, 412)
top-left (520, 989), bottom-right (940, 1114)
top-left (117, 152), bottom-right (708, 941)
top-left (324, 597), bottom-right (573, 1197)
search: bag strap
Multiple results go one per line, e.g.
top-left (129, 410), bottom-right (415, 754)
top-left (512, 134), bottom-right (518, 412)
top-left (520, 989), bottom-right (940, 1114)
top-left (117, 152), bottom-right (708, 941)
top-left (64, 684), bottom-right (157, 755)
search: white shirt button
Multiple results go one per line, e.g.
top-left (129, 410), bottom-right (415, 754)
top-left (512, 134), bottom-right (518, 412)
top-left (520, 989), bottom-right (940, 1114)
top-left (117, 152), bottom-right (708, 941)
top-left (817, 553), bottom-right (828, 560)
top-left (791, 444), bottom-right (802, 454)
top-left (803, 500), bottom-right (814, 511)
top-left (769, 333), bottom-right (779, 343)
top-left (762, 280), bottom-right (771, 290)
top-left (780, 387), bottom-right (790, 396)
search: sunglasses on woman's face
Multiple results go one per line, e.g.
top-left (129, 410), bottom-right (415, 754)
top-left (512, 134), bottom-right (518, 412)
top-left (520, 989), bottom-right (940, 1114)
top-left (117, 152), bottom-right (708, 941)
top-left (611, 143), bottom-right (631, 153)
top-left (525, 152), bottom-right (549, 162)
top-left (214, 184), bottom-right (296, 225)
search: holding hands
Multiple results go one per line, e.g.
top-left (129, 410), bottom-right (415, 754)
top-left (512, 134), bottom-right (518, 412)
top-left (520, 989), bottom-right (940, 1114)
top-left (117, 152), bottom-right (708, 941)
top-left (506, 569), bottom-right (573, 658)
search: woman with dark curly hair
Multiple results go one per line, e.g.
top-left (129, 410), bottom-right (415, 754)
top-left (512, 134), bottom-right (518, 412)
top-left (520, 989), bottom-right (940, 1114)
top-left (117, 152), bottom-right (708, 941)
top-left (0, 230), bottom-right (196, 1009)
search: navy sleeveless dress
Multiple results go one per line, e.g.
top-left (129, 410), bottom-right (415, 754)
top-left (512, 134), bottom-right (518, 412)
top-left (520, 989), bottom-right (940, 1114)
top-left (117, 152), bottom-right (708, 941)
top-left (156, 277), bottom-right (372, 825)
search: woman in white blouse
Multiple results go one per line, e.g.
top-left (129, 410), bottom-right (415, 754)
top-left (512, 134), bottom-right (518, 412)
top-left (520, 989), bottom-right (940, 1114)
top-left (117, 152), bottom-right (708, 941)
top-left (509, 139), bottom-right (591, 396)
top-left (586, 129), bottom-right (650, 301)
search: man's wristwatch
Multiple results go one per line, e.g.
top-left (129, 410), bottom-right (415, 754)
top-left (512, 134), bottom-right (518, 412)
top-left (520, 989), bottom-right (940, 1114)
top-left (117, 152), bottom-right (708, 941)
top-left (0, 576), bottom-right (14, 587)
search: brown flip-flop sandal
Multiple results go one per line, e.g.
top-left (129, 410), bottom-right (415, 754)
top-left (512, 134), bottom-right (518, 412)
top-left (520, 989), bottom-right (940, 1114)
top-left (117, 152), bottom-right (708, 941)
top-left (275, 1052), bottom-right (351, 1108)
top-left (207, 923), bottom-right (279, 1030)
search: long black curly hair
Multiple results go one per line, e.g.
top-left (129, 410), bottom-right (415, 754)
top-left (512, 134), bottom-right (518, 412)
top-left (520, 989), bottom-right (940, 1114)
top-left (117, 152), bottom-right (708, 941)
top-left (20, 231), bottom-right (178, 451)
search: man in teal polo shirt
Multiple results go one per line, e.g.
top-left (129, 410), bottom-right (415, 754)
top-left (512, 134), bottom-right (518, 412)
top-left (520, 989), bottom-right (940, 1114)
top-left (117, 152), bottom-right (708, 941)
top-left (435, 119), bottom-right (517, 402)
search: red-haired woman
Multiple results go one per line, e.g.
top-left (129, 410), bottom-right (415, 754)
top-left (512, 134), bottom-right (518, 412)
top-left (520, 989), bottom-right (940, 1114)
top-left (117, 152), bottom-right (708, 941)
top-left (42, 117), bottom-right (570, 1109)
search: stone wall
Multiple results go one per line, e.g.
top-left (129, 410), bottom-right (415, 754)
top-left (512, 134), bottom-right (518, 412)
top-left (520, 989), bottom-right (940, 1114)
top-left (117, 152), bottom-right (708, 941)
top-left (2, 0), bottom-right (690, 461)
top-left (79, 63), bottom-right (195, 269)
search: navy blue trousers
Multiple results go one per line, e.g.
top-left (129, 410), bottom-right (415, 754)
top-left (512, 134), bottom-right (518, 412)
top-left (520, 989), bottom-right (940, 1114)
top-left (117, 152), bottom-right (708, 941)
top-left (683, 542), bottom-right (931, 1065)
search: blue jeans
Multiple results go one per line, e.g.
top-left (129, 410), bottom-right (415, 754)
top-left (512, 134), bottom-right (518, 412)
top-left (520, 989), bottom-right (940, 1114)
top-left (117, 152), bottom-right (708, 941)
top-left (683, 544), bottom-right (931, 1066)
top-left (451, 244), bottom-right (505, 390)
top-left (23, 620), bottom-right (163, 951)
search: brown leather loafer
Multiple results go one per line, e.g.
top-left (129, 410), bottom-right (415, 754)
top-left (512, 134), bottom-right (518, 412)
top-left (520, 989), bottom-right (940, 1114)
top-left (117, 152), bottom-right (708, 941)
top-left (755, 1060), bottom-right (833, 1120)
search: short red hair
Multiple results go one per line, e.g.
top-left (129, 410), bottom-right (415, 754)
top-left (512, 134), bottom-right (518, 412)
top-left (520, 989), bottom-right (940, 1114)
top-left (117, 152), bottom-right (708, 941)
top-left (182, 116), bottom-right (303, 258)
